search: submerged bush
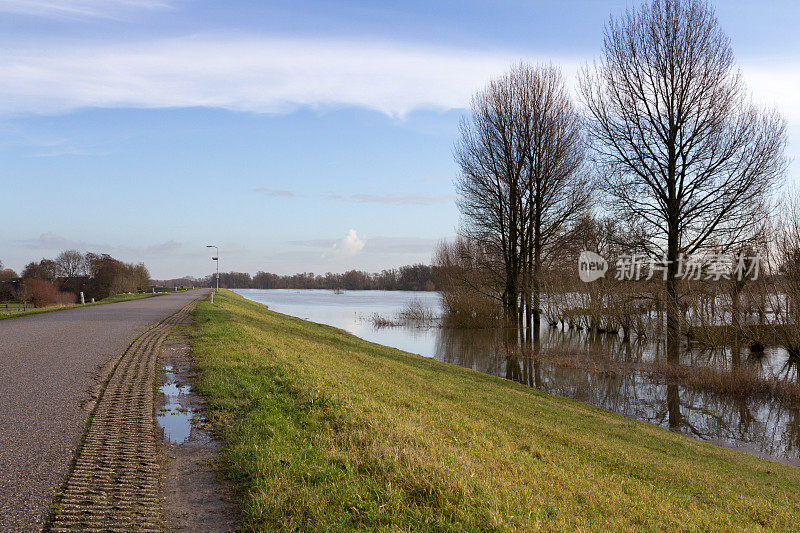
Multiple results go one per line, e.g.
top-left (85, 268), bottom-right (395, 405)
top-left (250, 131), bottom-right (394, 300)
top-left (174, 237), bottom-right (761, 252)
top-left (398, 297), bottom-right (438, 326)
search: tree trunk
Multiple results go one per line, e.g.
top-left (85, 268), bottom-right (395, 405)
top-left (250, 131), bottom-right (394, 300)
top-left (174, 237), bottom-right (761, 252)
top-left (667, 383), bottom-right (681, 429)
top-left (666, 159), bottom-right (681, 364)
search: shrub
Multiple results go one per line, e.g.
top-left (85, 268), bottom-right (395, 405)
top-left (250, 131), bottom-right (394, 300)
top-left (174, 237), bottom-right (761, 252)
top-left (19, 279), bottom-right (75, 307)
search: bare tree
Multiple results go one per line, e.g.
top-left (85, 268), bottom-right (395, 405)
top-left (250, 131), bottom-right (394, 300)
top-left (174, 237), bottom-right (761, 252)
top-left (764, 191), bottom-right (800, 356)
top-left (55, 249), bottom-right (86, 279)
top-left (456, 65), bottom-right (527, 323)
top-left (456, 63), bottom-right (589, 329)
top-left (579, 0), bottom-right (787, 361)
top-left (517, 65), bottom-right (590, 336)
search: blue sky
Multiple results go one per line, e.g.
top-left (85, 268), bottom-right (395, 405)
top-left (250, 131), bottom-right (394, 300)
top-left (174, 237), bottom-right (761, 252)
top-left (1, 0), bottom-right (798, 279)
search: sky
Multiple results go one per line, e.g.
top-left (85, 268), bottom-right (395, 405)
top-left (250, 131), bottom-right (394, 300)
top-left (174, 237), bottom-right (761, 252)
top-left (1, 0), bottom-right (799, 279)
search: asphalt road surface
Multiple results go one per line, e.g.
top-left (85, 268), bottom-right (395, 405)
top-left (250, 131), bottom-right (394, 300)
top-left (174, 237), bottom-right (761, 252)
top-left (0, 289), bottom-right (208, 532)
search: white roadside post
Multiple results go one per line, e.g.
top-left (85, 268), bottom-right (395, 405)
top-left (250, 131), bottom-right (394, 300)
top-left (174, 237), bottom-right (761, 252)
top-left (80, 292), bottom-right (85, 305)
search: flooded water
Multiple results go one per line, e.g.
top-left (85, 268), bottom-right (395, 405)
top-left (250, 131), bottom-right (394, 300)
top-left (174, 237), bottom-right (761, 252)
top-left (158, 365), bottom-right (194, 444)
top-left (235, 289), bottom-right (800, 466)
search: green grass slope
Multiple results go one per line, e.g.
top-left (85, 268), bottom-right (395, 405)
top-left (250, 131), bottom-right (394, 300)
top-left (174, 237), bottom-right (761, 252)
top-left (189, 290), bottom-right (800, 531)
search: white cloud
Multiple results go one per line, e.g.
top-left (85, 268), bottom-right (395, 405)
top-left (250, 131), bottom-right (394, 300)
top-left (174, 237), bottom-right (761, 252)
top-left (0, 35), bottom-right (796, 137)
top-left (743, 61), bottom-right (800, 106)
top-left (0, 35), bottom-right (556, 117)
top-left (741, 60), bottom-right (800, 136)
top-left (0, 0), bottom-right (172, 19)
top-left (326, 229), bottom-right (366, 259)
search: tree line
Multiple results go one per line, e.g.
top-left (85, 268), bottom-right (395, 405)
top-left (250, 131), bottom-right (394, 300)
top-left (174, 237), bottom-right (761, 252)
top-left (159, 264), bottom-right (440, 291)
top-left (0, 251), bottom-right (151, 306)
top-left (438, 0), bottom-right (788, 362)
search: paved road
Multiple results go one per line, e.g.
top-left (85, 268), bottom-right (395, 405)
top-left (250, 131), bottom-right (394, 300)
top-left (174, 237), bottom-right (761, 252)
top-left (0, 290), bottom-right (208, 532)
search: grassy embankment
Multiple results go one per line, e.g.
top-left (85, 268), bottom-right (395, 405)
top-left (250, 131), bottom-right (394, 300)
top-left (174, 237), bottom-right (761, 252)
top-left (190, 290), bottom-right (800, 531)
top-left (0, 290), bottom-right (184, 320)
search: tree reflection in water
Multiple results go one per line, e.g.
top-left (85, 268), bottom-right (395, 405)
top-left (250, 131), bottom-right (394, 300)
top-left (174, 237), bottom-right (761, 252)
top-left (434, 323), bottom-right (800, 466)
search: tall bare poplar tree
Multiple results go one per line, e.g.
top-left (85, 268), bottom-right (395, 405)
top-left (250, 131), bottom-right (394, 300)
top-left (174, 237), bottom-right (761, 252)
top-left (579, 0), bottom-right (787, 361)
top-left (456, 67), bottom-right (526, 322)
top-left (456, 63), bottom-right (588, 328)
top-left (519, 65), bottom-right (589, 336)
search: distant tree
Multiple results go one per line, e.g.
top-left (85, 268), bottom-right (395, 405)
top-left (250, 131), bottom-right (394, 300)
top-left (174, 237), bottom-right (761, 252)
top-left (55, 250), bottom-right (86, 279)
top-left (0, 259), bottom-right (17, 282)
top-left (0, 268), bottom-right (17, 282)
top-left (130, 263), bottom-right (151, 291)
top-left (215, 266), bottom-right (439, 291)
top-left (86, 253), bottom-right (126, 299)
top-left (21, 259), bottom-right (59, 282)
top-left (253, 271), bottom-right (280, 289)
top-left (579, 0), bottom-right (787, 361)
top-left (217, 272), bottom-right (252, 289)
top-left (0, 260), bottom-right (18, 300)
top-left (109, 262), bottom-right (152, 294)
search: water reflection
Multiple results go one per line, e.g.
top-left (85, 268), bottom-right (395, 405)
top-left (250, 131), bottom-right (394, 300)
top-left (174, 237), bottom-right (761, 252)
top-left (235, 289), bottom-right (800, 466)
top-left (158, 365), bottom-right (193, 444)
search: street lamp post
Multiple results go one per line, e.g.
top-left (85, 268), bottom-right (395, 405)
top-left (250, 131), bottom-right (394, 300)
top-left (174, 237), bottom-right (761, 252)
top-left (206, 245), bottom-right (219, 294)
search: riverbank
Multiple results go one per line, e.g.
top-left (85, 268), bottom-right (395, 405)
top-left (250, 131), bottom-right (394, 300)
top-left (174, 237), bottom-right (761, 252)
top-left (190, 290), bottom-right (800, 530)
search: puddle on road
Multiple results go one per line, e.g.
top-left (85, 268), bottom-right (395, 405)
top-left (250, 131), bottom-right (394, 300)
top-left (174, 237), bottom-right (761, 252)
top-left (158, 365), bottom-right (194, 444)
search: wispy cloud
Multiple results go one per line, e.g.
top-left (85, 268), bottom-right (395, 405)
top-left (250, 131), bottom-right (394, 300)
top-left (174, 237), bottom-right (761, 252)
top-left (416, 175), bottom-right (453, 184)
top-left (0, 35), bottom-right (793, 125)
top-left (350, 193), bottom-right (453, 205)
top-left (288, 238), bottom-right (339, 248)
top-left (255, 188), bottom-right (453, 206)
top-left (289, 235), bottom-right (442, 255)
top-left (360, 236), bottom-right (442, 254)
top-left (145, 239), bottom-right (182, 253)
top-left (253, 188), bottom-right (295, 197)
top-left (0, 0), bottom-right (173, 19)
top-left (18, 232), bottom-right (81, 250)
top-left (0, 35), bottom-right (551, 117)
top-left (15, 232), bottom-right (183, 256)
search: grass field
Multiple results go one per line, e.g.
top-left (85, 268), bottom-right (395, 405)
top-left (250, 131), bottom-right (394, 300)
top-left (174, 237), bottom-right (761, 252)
top-left (189, 290), bottom-right (800, 531)
top-left (0, 290), bottom-right (179, 320)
